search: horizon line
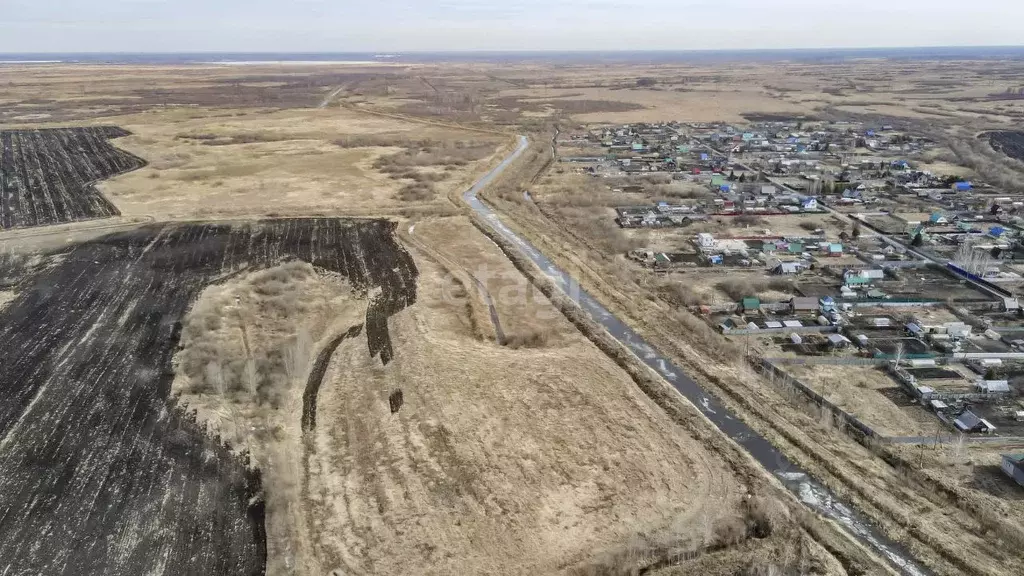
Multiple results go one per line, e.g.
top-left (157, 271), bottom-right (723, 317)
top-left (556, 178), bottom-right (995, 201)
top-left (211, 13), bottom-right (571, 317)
top-left (3, 45), bottom-right (1024, 56)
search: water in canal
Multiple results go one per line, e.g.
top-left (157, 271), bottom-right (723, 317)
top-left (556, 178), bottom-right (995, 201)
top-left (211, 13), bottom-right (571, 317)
top-left (465, 136), bottom-right (929, 576)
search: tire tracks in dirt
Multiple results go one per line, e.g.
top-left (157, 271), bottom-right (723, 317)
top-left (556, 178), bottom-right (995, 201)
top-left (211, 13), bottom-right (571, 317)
top-left (400, 222), bottom-right (506, 345)
top-left (318, 86), bottom-right (346, 109)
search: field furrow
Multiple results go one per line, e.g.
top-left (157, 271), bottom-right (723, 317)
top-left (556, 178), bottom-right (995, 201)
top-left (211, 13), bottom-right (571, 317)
top-left (0, 218), bottom-right (417, 575)
top-left (0, 127), bottom-right (144, 230)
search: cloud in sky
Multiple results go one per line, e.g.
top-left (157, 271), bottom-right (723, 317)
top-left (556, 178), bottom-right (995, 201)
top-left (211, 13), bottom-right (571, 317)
top-left (1, 0), bottom-right (1022, 52)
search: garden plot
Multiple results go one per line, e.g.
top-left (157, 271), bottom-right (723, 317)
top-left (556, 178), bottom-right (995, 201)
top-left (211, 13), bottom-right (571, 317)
top-left (0, 127), bottom-right (145, 229)
top-left (0, 218), bottom-right (416, 576)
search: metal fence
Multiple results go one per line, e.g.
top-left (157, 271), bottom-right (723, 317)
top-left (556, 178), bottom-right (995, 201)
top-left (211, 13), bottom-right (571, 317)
top-left (845, 299), bottom-right (942, 308)
top-left (765, 357), bottom-right (890, 366)
top-left (756, 359), bottom-right (883, 440)
top-left (725, 326), bottom-right (838, 336)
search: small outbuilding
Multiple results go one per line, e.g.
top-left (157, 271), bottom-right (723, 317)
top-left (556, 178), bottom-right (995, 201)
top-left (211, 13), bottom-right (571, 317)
top-left (1000, 454), bottom-right (1024, 487)
top-left (827, 334), bottom-right (852, 348)
top-left (975, 380), bottom-right (1010, 394)
top-left (791, 297), bottom-right (819, 313)
top-left (773, 262), bottom-right (804, 275)
top-left (954, 410), bottom-right (997, 434)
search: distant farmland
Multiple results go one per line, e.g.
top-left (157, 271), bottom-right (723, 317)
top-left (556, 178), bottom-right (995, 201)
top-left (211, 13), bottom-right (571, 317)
top-left (0, 126), bottom-right (145, 229)
top-left (0, 218), bottom-right (417, 575)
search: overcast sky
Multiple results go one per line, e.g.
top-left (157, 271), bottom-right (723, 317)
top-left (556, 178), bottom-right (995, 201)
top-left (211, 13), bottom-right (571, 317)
top-left (1, 0), bottom-right (1022, 53)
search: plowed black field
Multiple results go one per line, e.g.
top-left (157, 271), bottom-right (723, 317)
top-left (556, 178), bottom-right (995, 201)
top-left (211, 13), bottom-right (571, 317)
top-left (0, 127), bottom-right (146, 229)
top-left (0, 218), bottom-right (417, 575)
top-left (986, 130), bottom-right (1024, 163)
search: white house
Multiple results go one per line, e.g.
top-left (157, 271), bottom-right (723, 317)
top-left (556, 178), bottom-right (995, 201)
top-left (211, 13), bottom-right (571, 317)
top-left (801, 198), bottom-right (818, 211)
top-left (697, 233), bottom-right (717, 249)
top-left (946, 322), bottom-right (973, 339)
top-left (975, 380), bottom-right (1010, 394)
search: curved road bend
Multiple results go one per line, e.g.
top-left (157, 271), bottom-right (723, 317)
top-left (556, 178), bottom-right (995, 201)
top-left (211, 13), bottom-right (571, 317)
top-left (465, 135), bottom-right (929, 576)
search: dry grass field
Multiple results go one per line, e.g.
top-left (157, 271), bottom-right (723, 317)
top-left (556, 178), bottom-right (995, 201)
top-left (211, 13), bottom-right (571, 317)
top-left (170, 220), bottom-right (781, 576)
top-left (785, 365), bottom-right (937, 438)
top-left (0, 63), bottom-right (867, 575)
top-left (0, 64), bottom-right (512, 222)
top-left (8, 56), bottom-right (1024, 576)
top-left (96, 107), bottom-right (508, 220)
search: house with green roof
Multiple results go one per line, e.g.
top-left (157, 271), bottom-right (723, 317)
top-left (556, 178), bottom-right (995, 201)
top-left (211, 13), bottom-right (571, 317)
top-left (741, 297), bottom-right (762, 312)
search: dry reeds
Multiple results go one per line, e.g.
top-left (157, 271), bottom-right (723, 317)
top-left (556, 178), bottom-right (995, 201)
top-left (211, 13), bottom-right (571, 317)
top-left (396, 182), bottom-right (435, 202)
top-left (178, 260), bottom-right (330, 408)
top-left (716, 278), bottom-right (794, 302)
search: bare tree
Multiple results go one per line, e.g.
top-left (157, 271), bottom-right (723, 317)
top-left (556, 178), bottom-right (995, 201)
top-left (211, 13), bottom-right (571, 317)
top-left (954, 237), bottom-right (993, 276)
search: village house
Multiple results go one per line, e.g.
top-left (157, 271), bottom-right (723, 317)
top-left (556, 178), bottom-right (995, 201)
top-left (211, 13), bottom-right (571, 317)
top-left (1001, 454), bottom-right (1024, 487)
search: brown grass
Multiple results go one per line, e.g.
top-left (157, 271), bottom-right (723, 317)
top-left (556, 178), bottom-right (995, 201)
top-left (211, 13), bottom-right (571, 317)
top-left (658, 281), bottom-right (704, 308)
top-left (503, 327), bottom-right (551, 349)
top-left (176, 260), bottom-right (348, 407)
top-left (396, 181), bottom-right (435, 201)
top-left (91, 106), bottom-right (505, 219)
top-left (716, 278), bottom-right (794, 302)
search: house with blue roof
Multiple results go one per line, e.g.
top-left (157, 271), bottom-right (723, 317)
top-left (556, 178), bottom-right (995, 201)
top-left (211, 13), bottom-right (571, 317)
top-left (953, 181), bottom-right (973, 192)
top-left (819, 296), bottom-right (836, 312)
